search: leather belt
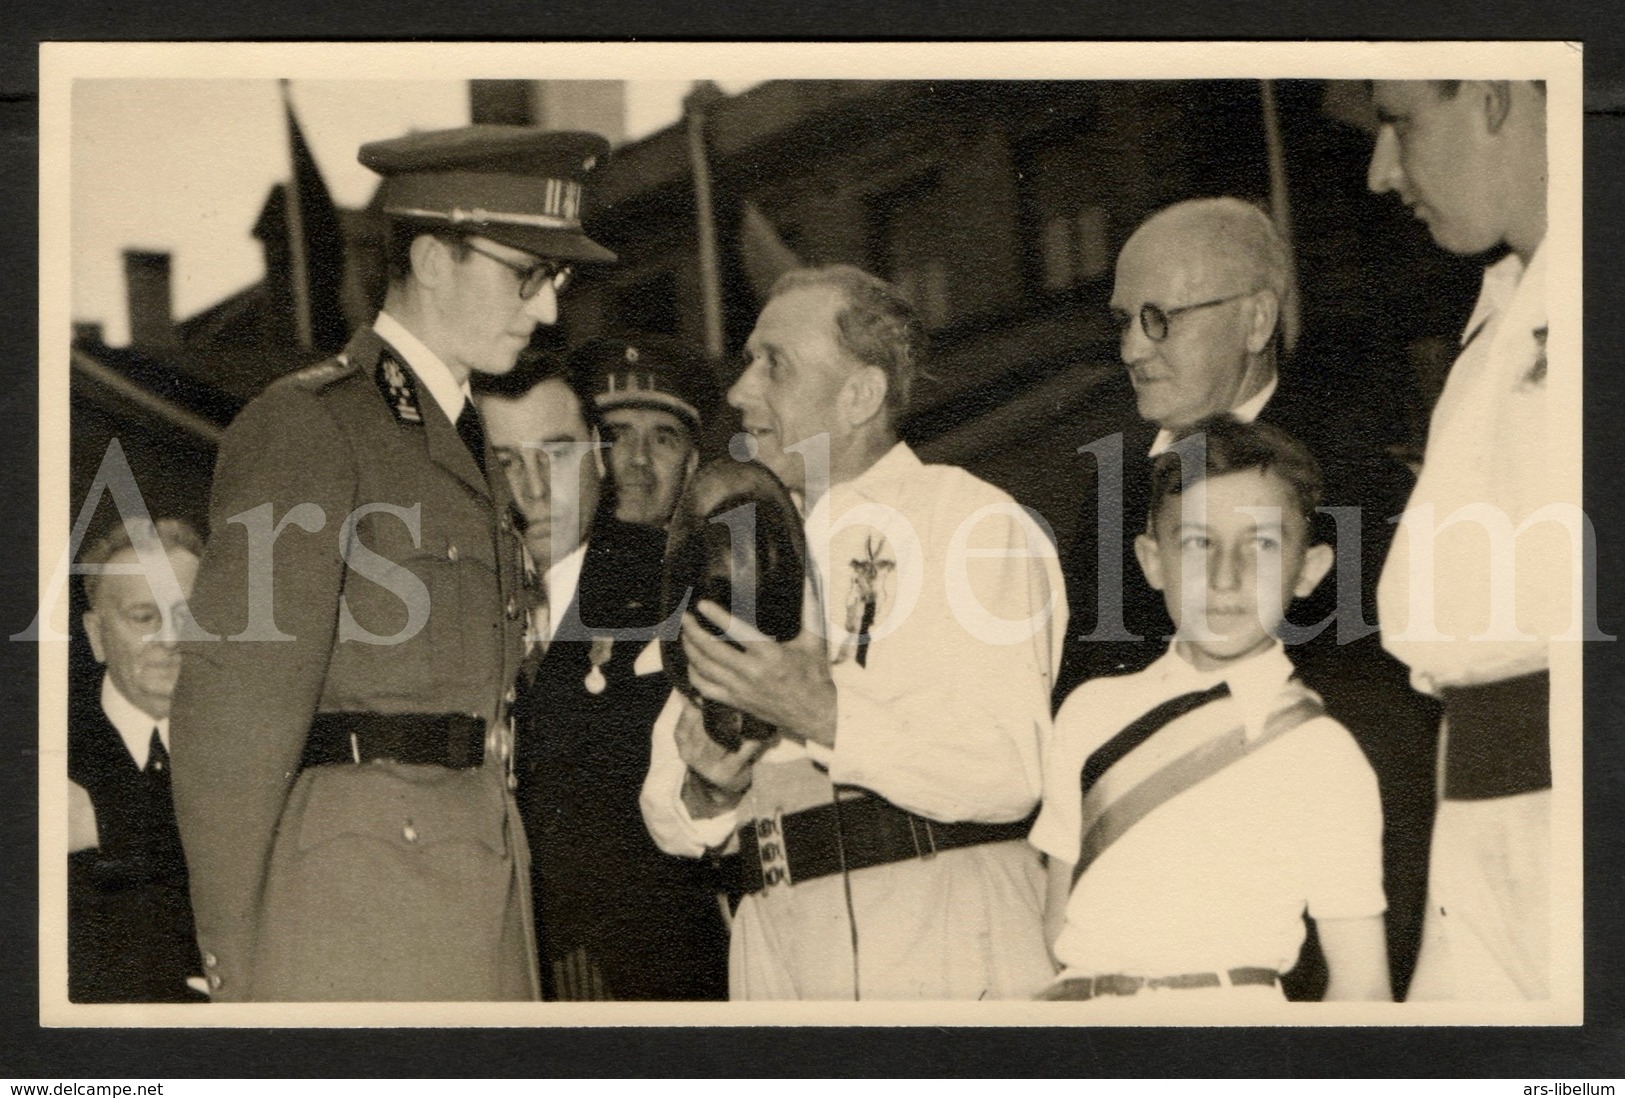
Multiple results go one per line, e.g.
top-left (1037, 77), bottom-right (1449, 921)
top-left (300, 712), bottom-right (487, 771)
top-left (719, 788), bottom-right (1035, 896)
top-left (1441, 669), bottom-right (1550, 800)
top-left (1045, 967), bottom-right (1279, 1000)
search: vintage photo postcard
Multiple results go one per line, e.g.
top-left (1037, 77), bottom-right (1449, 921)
top-left (35, 39), bottom-right (1585, 1028)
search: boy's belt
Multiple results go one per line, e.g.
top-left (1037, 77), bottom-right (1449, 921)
top-left (300, 712), bottom-right (487, 771)
top-left (719, 789), bottom-right (1035, 895)
top-left (1043, 967), bottom-right (1278, 1000)
top-left (1440, 669), bottom-right (1549, 800)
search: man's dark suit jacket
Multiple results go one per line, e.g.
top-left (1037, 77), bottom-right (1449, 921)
top-left (1057, 368), bottom-right (1441, 998)
top-left (68, 680), bottom-right (206, 1003)
top-left (513, 510), bottom-right (729, 1002)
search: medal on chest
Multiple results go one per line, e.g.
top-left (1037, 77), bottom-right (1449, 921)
top-left (584, 635), bottom-right (614, 695)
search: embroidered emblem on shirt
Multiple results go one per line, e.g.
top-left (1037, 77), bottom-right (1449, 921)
top-left (1521, 326), bottom-right (1548, 389)
top-left (375, 351), bottom-right (424, 425)
top-left (842, 534), bottom-right (895, 668)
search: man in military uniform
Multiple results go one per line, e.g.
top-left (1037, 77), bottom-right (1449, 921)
top-left (170, 126), bottom-right (616, 1002)
top-left (582, 334), bottom-right (714, 530)
top-left (476, 342), bottom-right (728, 1000)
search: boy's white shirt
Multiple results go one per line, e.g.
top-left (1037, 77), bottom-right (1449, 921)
top-left (1032, 640), bottom-right (1385, 978)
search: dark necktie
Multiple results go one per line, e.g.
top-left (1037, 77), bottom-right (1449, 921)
top-left (145, 727), bottom-right (170, 793)
top-left (455, 401), bottom-right (487, 477)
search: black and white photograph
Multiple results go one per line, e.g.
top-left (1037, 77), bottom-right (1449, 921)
top-left (33, 40), bottom-right (1587, 1032)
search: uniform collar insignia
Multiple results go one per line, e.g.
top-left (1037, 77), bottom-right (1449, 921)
top-left (375, 348), bottom-right (424, 425)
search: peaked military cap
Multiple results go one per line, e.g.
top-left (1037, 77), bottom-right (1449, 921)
top-left (569, 334), bottom-right (714, 434)
top-left (360, 125), bottom-right (616, 264)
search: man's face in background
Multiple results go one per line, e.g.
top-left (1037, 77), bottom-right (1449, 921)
top-left (603, 405), bottom-right (698, 528)
top-left (83, 546), bottom-right (201, 721)
top-left (1367, 81), bottom-right (1508, 257)
top-left (482, 378), bottom-right (603, 568)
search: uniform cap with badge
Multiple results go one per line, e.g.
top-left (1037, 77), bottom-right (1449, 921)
top-left (568, 334), bottom-right (716, 437)
top-left (359, 125), bottom-right (617, 264)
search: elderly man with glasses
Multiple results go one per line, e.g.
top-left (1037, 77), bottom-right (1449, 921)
top-left (170, 125), bottom-right (615, 1002)
top-left (1056, 196), bottom-right (1436, 999)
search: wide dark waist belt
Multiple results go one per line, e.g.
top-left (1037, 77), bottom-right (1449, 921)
top-left (721, 789), bottom-right (1035, 895)
top-left (1441, 669), bottom-right (1550, 800)
top-left (301, 712), bottom-right (486, 771)
top-left (1045, 967), bottom-right (1278, 1000)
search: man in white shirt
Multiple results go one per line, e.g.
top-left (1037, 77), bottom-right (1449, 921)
top-left (70, 517), bottom-right (207, 1002)
top-left (1369, 79), bottom-right (1559, 1000)
top-left (641, 264), bottom-right (1065, 1000)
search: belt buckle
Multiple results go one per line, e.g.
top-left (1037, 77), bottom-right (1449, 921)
top-left (1095, 974), bottom-right (1144, 997)
top-left (906, 814), bottom-right (938, 860)
top-left (753, 809), bottom-right (791, 891)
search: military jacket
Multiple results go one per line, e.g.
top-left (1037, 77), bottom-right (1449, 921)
top-left (170, 325), bottom-right (534, 1001)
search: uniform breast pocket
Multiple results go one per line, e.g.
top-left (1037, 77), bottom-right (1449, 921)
top-left (294, 766), bottom-right (507, 858)
top-left (337, 504), bottom-right (446, 647)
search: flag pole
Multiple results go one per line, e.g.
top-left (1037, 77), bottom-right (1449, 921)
top-left (1260, 79), bottom-right (1300, 357)
top-left (684, 82), bottom-right (726, 360)
top-left (281, 79), bottom-right (315, 352)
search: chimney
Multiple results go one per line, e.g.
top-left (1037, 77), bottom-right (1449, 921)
top-left (467, 80), bottom-right (626, 146)
top-left (124, 249), bottom-right (176, 349)
top-left (534, 81), bottom-right (626, 146)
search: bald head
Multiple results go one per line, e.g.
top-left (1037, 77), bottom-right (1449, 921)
top-left (1127, 197), bottom-right (1289, 305)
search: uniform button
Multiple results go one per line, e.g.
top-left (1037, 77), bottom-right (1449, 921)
top-left (403, 820), bottom-right (418, 843)
top-left (447, 543), bottom-right (459, 562)
top-left (204, 952), bottom-right (218, 968)
top-left (506, 598), bottom-right (520, 619)
top-left (500, 514), bottom-right (513, 533)
top-left (208, 973), bottom-right (222, 990)
top-left (504, 687), bottom-right (517, 705)
top-left (506, 772), bottom-right (519, 791)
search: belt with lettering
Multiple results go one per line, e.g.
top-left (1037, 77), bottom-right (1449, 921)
top-left (1043, 967), bottom-right (1279, 1000)
top-left (717, 788), bottom-right (1034, 895)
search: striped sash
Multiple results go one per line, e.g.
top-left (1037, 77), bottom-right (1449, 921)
top-left (1073, 679), bottom-right (1324, 885)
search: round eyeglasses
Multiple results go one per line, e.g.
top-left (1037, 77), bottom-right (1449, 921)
top-left (464, 239), bottom-right (574, 300)
top-left (1110, 288), bottom-right (1260, 343)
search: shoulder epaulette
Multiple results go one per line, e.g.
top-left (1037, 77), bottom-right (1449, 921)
top-left (287, 353), bottom-right (360, 392)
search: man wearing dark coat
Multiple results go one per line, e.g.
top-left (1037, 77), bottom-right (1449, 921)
top-left (475, 343), bottom-right (728, 1001)
top-left (1056, 197), bottom-right (1439, 997)
top-left (70, 518), bottom-right (208, 1003)
top-left (170, 126), bottom-right (615, 1002)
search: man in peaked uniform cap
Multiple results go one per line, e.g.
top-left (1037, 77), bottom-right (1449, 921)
top-left (171, 125), bottom-right (615, 1002)
top-left (573, 334), bottom-right (715, 530)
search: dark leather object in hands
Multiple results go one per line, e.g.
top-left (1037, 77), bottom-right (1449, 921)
top-left (662, 458), bottom-right (808, 751)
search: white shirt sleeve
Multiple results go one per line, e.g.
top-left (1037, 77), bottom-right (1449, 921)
top-left (1298, 720), bottom-right (1387, 921)
top-left (638, 689), bottom-right (740, 857)
top-left (1028, 684), bottom-right (1099, 862)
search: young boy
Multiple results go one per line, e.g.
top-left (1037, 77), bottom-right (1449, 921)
top-left (1031, 417), bottom-right (1391, 1003)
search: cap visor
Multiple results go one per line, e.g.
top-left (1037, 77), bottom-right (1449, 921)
top-left (478, 224), bottom-right (616, 264)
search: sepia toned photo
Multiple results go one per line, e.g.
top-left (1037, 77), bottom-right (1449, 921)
top-left (34, 40), bottom-right (1587, 1029)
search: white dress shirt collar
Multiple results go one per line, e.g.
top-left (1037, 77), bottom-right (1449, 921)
top-left (540, 540), bottom-right (590, 645)
top-left (373, 310), bottom-right (470, 425)
top-left (804, 441), bottom-right (921, 520)
top-left (1142, 639), bottom-right (1301, 741)
top-left (100, 674), bottom-right (166, 770)
top-left (1149, 373), bottom-right (1279, 458)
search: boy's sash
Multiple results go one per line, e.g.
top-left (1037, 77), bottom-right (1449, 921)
top-left (1072, 679), bottom-right (1325, 885)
